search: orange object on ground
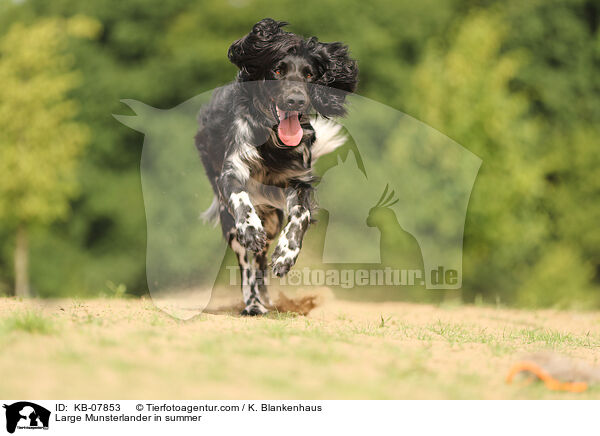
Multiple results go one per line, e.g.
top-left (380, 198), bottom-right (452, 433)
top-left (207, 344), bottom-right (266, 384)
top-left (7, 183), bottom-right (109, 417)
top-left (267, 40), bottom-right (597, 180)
top-left (506, 361), bottom-right (588, 392)
top-left (506, 352), bottom-right (600, 393)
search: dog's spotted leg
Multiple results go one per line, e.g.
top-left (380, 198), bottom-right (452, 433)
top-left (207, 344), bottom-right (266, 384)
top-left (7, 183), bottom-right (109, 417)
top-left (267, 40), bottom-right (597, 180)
top-left (218, 145), bottom-right (266, 253)
top-left (253, 244), bottom-right (273, 307)
top-left (272, 184), bottom-right (313, 277)
top-left (229, 234), bottom-right (269, 316)
top-left (229, 191), bottom-right (266, 253)
top-left (241, 253), bottom-right (269, 316)
top-left (252, 207), bottom-right (282, 308)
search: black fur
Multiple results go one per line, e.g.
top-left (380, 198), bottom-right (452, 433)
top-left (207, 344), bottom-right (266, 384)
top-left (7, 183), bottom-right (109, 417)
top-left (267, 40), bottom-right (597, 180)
top-left (195, 18), bottom-right (358, 315)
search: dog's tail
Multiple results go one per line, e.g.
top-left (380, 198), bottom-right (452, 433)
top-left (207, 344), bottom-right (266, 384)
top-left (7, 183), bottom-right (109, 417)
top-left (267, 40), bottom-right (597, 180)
top-left (310, 116), bottom-right (348, 164)
top-left (201, 195), bottom-right (220, 226)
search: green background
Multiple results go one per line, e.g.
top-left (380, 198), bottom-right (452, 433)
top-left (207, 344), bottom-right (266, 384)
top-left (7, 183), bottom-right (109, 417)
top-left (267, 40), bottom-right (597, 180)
top-left (0, 0), bottom-right (598, 308)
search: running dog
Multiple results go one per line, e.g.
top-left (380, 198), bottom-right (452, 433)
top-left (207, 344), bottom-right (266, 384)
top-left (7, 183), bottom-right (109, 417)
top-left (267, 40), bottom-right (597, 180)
top-left (195, 18), bottom-right (358, 315)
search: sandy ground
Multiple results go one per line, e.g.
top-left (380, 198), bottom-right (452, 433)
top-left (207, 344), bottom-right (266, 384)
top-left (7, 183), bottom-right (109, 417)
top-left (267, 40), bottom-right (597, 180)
top-left (1, 292), bottom-right (600, 399)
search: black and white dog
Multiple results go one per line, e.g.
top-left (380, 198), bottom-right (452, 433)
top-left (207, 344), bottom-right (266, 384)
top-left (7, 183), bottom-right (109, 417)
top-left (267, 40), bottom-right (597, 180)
top-left (195, 18), bottom-right (358, 315)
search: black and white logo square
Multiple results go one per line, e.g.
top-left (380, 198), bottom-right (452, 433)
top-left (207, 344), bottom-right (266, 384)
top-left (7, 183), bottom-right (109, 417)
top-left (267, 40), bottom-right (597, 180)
top-left (3, 402), bottom-right (50, 434)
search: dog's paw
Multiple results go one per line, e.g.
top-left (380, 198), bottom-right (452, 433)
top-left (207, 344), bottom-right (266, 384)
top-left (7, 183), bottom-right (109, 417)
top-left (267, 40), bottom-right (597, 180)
top-left (272, 257), bottom-right (294, 277)
top-left (271, 235), bottom-right (300, 277)
top-left (241, 303), bottom-right (269, 316)
top-left (236, 215), bottom-right (266, 252)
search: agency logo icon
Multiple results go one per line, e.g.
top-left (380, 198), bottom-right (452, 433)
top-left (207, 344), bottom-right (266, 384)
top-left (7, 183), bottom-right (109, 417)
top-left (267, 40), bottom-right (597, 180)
top-left (3, 402), bottom-right (50, 434)
top-left (115, 83), bottom-right (481, 319)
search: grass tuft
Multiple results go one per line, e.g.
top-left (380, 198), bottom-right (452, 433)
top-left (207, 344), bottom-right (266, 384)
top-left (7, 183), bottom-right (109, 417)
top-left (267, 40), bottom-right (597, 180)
top-left (2, 310), bottom-right (57, 335)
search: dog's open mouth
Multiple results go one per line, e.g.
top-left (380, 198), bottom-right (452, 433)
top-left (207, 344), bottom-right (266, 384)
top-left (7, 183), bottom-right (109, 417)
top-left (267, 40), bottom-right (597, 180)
top-left (275, 105), bottom-right (303, 147)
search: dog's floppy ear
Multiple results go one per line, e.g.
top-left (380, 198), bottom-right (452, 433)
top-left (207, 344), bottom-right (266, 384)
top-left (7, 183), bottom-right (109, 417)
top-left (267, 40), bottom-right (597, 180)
top-left (308, 37), bottom-right (358, 116)
top-left (310, 38), bottom-right (358, 93)
top-left (228, 18), bottom-right (288, 79)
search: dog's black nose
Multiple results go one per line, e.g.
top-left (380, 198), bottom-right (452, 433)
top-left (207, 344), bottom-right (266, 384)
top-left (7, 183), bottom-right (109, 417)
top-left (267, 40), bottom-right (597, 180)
top-left (285, 93), bottom-right (306, 110)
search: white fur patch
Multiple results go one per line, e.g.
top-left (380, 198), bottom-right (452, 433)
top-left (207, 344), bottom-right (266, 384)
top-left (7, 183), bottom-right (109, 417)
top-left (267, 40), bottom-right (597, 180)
top-left (225, 121), bottom-right (261, 182)
top-left (273, 228), bottom-right (300, 264)
top-left (230, 191), bottom-right (250, 209)
top-left (230, 191), bottom-right (263, 234)
top-left (246, 209), bottom-right (262, 229)
top-left (235, 119), bottom-right (251, 140)
top-left (227, 151), bottom-right (250, 182)
top-left (310, 116), bottom-right (348, 163)
top-left (289, 206), bottom-right (310, 225)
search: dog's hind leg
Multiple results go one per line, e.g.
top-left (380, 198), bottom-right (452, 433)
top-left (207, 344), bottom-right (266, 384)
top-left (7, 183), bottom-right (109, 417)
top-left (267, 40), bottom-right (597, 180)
top-left (220, 208), bottom-right (268, 316)
top-left (252, 244), bottom-right (272, 307)
top-left (253, 207), bottom-right (284, 308)
top-left (231, 238), bottom-right (269, 316)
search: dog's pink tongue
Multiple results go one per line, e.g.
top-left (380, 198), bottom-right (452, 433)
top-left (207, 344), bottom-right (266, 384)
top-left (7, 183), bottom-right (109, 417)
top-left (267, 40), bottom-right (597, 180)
top-left (278, 113), bottom-right (303, 146)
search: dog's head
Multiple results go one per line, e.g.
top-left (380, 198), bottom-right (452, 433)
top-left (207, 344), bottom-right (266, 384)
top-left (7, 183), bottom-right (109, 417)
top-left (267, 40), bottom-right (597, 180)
top-left (228, 18), bottom-right (358, 147)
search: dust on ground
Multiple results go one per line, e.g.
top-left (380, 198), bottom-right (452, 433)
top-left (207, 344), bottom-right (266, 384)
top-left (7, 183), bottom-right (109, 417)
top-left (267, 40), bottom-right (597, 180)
top-left (1, 290), bottom-right (600, 399)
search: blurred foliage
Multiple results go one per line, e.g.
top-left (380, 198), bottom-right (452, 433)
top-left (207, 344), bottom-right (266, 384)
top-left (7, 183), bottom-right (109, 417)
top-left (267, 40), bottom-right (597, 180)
top-left (0, 0), bottom-right (598, 308)
top-left (0, 17), bottom-right (93, 226)
top-left (406, 7), bottom-right (599, 308)
top-left (0, 16), bottom-right (96, 296)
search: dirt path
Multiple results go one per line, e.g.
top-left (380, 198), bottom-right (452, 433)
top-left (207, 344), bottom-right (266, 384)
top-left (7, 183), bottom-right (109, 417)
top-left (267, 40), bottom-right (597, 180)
top-left (1, 294), bottom-right (599, 399)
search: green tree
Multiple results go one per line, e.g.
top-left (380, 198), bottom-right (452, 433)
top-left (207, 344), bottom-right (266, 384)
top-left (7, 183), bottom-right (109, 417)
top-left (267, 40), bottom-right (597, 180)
top-left (0, 17), bottom-right (97, 296)
top-left (501, 0), bottom-right (600, 307)
top-left (405, 11), bottom-right (545, 304)
top-left (407, 8), bottom-right (598, 307)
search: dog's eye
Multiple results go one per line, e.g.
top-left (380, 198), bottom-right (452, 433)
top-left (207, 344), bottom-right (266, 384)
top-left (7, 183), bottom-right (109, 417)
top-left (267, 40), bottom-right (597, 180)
top-left (274, 69), bottom-right (282, 76)
top-left (305, 72), bottom-right (312, 79)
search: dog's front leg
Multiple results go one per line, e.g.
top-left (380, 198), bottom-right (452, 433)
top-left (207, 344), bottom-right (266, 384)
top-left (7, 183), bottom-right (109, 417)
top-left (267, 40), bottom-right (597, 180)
top-left (272, 182), bottom-right (312, 277)
top-left (219, 163), bottom-right (266, 253)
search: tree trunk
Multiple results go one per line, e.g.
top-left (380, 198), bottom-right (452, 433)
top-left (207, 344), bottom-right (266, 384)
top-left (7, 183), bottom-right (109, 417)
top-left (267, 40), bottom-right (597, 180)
top-left (14, 224), bottom-right (31, 298)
